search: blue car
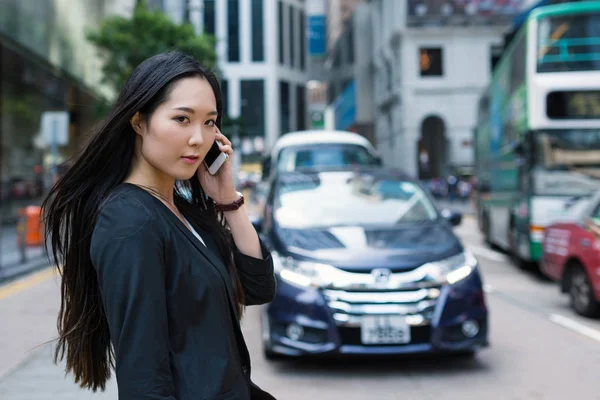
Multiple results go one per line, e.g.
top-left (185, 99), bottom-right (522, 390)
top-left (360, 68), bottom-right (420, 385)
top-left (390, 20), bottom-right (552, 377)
top-left (255, 167), bottom-right (489, 359)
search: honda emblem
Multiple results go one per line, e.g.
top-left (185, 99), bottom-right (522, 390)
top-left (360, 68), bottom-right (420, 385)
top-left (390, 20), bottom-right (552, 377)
top-left (371, 268), bottom-right (392, 285)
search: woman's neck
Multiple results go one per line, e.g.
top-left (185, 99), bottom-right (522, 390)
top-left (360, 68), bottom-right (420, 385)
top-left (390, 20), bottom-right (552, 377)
top-left (125, 158), bottom-right (175, 205)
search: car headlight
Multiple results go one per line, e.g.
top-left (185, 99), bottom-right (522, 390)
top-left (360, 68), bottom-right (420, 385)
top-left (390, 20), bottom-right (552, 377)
top-left (418, 250), bottom-right (477, 285)
top-left (272, 252), bottom-right (343, 288)
top-left (272, 250), bottom-right (477, 289)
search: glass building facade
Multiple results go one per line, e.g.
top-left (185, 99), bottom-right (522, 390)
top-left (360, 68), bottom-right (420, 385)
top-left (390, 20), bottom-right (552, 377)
top-left (0, 0), bottom-right (108, 273)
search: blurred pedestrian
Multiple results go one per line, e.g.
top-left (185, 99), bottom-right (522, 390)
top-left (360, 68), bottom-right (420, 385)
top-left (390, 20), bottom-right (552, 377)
top-left (447, 175), bottom-right (458, 203)
top-left (458, 179), bottom-right (471, 202)
top-left (42, 51), bottom-right (276, 400)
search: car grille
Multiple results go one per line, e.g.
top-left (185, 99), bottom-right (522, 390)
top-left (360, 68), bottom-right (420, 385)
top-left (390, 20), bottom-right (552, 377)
top-left (324, 288), bottom-right (439, 324)
top-left (323, 287), bottom-right (439, 345)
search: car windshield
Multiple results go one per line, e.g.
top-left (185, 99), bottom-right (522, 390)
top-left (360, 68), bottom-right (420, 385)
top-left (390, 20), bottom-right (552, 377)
top-left (274, 172), bottom-right (438, 229)
top-left (276, 144), bottom-right (377, 173)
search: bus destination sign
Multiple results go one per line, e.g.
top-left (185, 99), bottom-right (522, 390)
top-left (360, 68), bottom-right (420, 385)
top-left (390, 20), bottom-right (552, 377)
top-left (547, 90), bottom-right (600, 119)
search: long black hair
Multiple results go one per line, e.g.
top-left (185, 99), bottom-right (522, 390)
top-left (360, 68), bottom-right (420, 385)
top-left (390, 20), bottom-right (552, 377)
top-left (42, 51), bottom-right (245, 392)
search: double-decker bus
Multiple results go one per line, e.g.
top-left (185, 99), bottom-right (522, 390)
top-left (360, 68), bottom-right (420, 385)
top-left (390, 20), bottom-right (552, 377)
top-left (474, 1), bottom-right (600, 267)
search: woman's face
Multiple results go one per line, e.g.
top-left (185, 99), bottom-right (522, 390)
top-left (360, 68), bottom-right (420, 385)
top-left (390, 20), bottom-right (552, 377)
top-left (134, 76), bottom-right (218, 181)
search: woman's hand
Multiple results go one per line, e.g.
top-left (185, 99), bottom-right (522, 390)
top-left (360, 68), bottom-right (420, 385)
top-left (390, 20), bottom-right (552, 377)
top-left (197, 129), bottom-right (239, 204)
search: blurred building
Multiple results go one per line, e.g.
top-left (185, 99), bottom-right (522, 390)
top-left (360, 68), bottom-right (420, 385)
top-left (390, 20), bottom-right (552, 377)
top-left (326, 0), bottom-right (364, 51)
top-left (156, 0), bottom-right (310, 151)
top-left (0, 0), bottom-right (125, 270)
top-left (369, 0), bottom-right (527, 179)
top-left (307, 81), bottom-right (328, 130)
top-left (325, 2), bottom-right (375, 144)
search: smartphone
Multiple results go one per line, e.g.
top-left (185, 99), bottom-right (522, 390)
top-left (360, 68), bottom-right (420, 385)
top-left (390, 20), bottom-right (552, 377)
top-left (204, 140), bottom-right (229, 175)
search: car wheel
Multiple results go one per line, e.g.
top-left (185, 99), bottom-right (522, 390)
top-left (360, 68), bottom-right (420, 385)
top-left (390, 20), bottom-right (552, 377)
top-left (569, 265), bottom-right (600, 317)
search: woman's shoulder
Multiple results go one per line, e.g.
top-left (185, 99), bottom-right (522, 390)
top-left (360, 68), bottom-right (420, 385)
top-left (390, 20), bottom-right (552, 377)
top-left (90, 184), bottom-right (166, 268)
top-left (94, 184), bottom-right (161, 240)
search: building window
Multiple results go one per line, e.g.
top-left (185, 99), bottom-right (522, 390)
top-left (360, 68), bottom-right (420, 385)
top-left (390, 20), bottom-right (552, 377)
top-left (147, 0), bottom-right (162, 9)
top-left (419, 47), bottom-right (443, 77)
top-left (333, 46), bottom-right (341, 69)
top-left (220, 79), bottom-right (229, 118)
top-left (296, 84), bottom-right (306, 130)
top-left (278, 1), bottom-right (284, 65)
top-left (348, 28), bottom-right (354, 64)
top-left (280, 81), bottom-right (290, 133)
top-left (240, 80), bottom-right (265, 137)
top-left (490, 44), bottom-right (502, 73)
top-left (251, 0), bottom-right (264, 61)
top-left (228, 0), bottom-right (240, 62)
top-left (289, 6), bottom-right (296, 68)
top-left (299, 10), bottom-right (306, 71)
top-left (203, 0), bottom-right (216, 36)
top-left (328, 82), bottom-right (336, 104)
top-left (183, 2), bottom-right (190, 23)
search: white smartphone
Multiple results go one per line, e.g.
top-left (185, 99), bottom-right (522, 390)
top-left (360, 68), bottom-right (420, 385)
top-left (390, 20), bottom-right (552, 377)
top-left (204, 140), bottom-right (229, 175)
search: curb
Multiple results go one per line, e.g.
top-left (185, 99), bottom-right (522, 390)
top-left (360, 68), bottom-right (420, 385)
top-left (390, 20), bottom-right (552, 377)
top-left (0, 257), bottom-right (51, 286)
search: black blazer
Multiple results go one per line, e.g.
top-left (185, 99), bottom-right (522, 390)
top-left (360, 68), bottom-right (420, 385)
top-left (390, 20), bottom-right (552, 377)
top-left (90, 183), bottom-right (276, 400)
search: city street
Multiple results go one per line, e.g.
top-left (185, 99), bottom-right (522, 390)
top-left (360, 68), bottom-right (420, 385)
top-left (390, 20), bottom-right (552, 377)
top-left (1, 216), bottom-right (599, 399)
top-left (0, 225), bottom-right (46, 273)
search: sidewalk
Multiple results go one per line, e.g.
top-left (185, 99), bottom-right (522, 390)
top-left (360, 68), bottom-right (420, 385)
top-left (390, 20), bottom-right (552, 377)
top-left (0, 344), bottom-right (118, 399)
top-left (0, 270), bottom-right (118, 398)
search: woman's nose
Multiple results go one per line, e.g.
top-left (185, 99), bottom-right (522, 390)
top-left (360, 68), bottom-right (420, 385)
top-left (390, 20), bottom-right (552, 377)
top-left (188, 127), bottom-right (204, 147)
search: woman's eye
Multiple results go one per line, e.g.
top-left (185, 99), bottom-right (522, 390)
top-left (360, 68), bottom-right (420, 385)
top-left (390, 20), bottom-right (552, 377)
top-left (174, 116), bottom-right (190, 124)
top-left (205, 119), bottom-right (216, 127)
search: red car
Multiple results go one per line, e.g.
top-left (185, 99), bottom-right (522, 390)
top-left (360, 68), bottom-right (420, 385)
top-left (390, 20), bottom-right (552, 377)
top-left (542, 192), bottom-right (600, 317)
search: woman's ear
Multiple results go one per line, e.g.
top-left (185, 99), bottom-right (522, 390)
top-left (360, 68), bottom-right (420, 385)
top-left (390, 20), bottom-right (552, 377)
top-left (130, 112), bottom-right (144, 136)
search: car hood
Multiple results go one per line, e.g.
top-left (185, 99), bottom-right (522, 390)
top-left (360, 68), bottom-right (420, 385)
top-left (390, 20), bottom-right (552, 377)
top-left (274, 222), bottom-right (463, 272)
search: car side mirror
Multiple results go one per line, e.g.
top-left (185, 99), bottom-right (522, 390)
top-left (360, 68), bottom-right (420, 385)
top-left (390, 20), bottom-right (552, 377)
top-left (441, 209), bottom-right (462, 227)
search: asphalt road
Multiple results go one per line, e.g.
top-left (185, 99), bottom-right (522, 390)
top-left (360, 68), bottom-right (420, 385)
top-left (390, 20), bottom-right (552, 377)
top-left (1, 216), bottom-right (599, 399)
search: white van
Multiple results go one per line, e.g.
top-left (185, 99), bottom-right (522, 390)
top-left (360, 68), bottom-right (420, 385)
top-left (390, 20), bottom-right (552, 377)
top-left (261, 130), bottom-right (381, 180)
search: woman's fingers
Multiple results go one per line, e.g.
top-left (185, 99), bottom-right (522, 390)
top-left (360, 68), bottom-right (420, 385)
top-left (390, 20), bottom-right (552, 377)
top-left (216, 131), bottom-right (232, 147)
top-left (218, 144), bottom-right (233, 157)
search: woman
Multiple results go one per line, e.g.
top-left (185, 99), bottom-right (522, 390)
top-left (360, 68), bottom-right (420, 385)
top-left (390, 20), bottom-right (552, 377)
top-left (42, 51), bottom-right (277, 400)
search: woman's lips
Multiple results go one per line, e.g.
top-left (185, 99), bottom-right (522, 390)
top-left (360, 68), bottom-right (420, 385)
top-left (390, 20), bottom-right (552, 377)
top-left (181, 156), bottom-right (199, 165)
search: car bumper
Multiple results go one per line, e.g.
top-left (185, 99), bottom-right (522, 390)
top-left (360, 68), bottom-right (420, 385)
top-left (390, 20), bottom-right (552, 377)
top-left (263, 269), bottom-right (489, 357)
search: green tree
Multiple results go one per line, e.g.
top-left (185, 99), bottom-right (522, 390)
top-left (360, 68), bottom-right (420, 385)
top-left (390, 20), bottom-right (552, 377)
top-left (87, 0), bottom-right (219, 94)
top-left (221, 116), bottom-right (248, 137)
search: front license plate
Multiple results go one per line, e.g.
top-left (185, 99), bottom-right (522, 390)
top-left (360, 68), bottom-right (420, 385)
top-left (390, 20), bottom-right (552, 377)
top-left (361, 315), bottom-right (411, 345)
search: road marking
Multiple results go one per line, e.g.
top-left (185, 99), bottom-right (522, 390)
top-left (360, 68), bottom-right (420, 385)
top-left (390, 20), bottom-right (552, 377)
top-left (0, 268), bottom-right (55, 301)
top-left (469, 245), bottom-right (507, 263)
top-left (483, 284), bottom-right (494, 293)
top-left (549, 314), bottom-right (600, 343)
